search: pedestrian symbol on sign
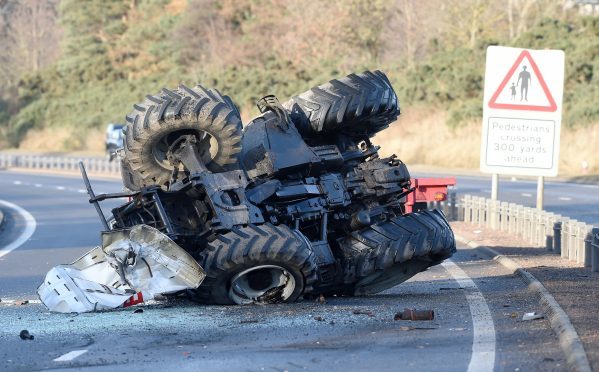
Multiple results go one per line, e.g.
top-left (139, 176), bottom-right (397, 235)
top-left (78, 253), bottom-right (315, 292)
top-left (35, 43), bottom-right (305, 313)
top-left (516, 65), bottom-right (531, 101)
top-left (488, 50), bottom-right (557, 112)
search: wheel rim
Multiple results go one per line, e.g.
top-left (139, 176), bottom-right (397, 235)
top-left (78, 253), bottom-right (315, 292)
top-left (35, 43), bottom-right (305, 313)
top-left (152, 129), bottom-right (219, 171)
top-left (229, 265), bottom-right (296, 305)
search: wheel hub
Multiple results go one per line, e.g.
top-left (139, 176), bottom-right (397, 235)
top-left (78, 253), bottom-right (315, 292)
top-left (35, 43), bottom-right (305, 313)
top-left (229, 265), bottom-right (296, 305)
top-left (152, 129), bottom-right (219, 171)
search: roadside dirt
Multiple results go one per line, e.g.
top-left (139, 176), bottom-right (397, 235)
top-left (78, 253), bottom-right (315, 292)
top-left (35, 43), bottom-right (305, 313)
top-left (451, 221), bottom-right (599, 371)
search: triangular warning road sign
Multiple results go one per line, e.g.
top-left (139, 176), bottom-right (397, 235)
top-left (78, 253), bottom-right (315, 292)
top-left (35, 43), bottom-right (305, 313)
top-left (488, 50), bottom-right (557, 112)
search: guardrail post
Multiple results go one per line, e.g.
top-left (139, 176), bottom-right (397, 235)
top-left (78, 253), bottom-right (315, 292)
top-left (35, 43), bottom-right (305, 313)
top-left (499, 202), bottom-right (508, 231)
top-left (476, 196), bottom-right (482, 225)
top-left (564, 219), bottom-right (571, 260)
top-left (544, 213), bottom-right (553, 250)
top-left (463, 195), bottom-right (471, 223)
top-left (533, 210), bottom-right (540, 246)
top-left (515, 205), bottom-right (522, 235)
top-left (577, 222), bottom-right (587, 265)
top-left (567, 220), bottom-right (576, 261)
top-left (473, 197), bottom-right (479, 225)
top-left (449, 192), bottom-right (457, 221)
top-left (508, 203), bottom-right (515, 233)
top-left (541, 212), bottom-right (548, 247)
top-left (584, 230), bottom-right (593, 268)
top-left (492, 200), bottom-right (500, 229)
top-left (484, 199), bottom-right (491, 228)
top-left (540, 212), bottom-right (549, 247)
top-left (530, 209), bottom-right (536, 245)
top-left (553, 221), bottom-right (561, 254)
top-left (563, 219), bottom-right (569, 259)
top-left (523, 207), bottom-right (531, 242)
top-left (592, 228), bottom-right (599, 272)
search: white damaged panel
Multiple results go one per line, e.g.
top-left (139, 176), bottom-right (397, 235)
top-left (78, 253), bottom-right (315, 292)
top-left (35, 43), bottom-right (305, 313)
top-left (37, 225), bottom-right (205, 313)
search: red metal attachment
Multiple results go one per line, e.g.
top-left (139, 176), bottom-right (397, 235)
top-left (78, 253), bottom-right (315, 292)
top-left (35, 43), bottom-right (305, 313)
top-left (404, 177), bottom-right (456, 213)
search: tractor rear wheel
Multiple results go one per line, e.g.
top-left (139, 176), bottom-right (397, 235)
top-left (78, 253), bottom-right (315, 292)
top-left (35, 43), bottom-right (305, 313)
top-left (121, 85), bottom-right (242, 190)
top-left (337, 209), bottom-right (456, 295)
top-left (284, 70), bottom-right (399, 138)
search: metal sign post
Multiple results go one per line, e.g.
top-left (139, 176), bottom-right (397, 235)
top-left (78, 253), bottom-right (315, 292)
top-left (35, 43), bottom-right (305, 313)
top-left (480, 46), bottom-right (564, 209)
top-left (537, 176), bottom-right (544, 210)
top-left (491, 173), bottom-right (498, 200)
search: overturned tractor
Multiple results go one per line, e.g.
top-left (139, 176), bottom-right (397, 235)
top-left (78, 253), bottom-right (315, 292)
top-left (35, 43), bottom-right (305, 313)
top-left (83, 71), bottom-right (457, 307)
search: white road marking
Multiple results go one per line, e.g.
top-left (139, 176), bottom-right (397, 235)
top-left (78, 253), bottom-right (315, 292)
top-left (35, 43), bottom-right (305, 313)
top-left (0, 200), bottom-right (37, 259)
top-left (521, 193), bottom-right (532, 197)
top-left (558, 197), bottom-right (572, 201)
top-left (53, 350), bottom-right (88, 362)
top-left (56, 186), bottom-right (65, 190)
top-left (0, 299), bottom-right (41, 304)
top-left (34, 183), bottom-right (42, 188)
top-left (13, 181), bottom-right (21, 185)
top-left (77, 189), bottom-right (87, 194)
top-left (443, 260), bottom-right (496, 372)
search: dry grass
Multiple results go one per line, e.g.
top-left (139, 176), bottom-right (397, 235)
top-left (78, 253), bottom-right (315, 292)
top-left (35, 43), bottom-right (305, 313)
top-left (17, 127), bottom-right (105, 156)
top-left (374, 107), bottom-right (599, 177)
top-left (374, 109), bottom-right (481, 169)
top-left (18, 127), bottom-right (77, 152)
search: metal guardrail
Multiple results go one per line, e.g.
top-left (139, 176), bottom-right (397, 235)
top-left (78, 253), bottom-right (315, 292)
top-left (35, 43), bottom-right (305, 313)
top-left (432, 192), bottom-right (599, 272)
top-left (0, 153), bottom-right (120, 175)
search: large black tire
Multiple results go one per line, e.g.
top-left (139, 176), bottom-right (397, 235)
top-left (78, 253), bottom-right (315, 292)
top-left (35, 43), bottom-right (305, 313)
top-left (192, 224), bottom-right (319, 305)
top-left (122, 85), bottom-right (242, 189)
top-left (338, 209), bottom-right (456, 295)
top-left (284, 70), bottom-right (399, 138)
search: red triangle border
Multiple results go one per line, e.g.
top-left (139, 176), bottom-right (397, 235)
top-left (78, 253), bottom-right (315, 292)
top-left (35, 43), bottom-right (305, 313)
top-left (487, 50), bottom-right (557, 112)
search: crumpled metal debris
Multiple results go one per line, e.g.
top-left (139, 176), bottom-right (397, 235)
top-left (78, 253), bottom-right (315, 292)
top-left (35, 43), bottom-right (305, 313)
top-left (394, 308), bottom-right (435, 321)
top-left (37, 225), bottom-right (205, 313)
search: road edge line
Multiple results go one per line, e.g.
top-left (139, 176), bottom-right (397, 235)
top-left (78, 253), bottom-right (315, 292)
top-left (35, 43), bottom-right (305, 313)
top-left (442, 260), bottom-right (496, 372)
top-left (455, 234), bottom-right (592, 372)
top-left (0, 208), bottom-right (4, 229)
top-left (0, 200), bottom-right (37, 259)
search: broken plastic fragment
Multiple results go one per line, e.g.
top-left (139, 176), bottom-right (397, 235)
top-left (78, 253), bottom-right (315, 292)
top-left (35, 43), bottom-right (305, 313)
top-left (37, 225), bottom-right (205, 313)
top-left (522, 312), bottom-right (544, 321)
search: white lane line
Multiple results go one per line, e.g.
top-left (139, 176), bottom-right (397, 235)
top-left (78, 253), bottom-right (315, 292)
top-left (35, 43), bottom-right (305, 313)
top-left (77, 189), bottom-right (87, 194)
top-left (0, 200), bottom-right (37, 258)
top-left (34, 183), bottom-right (42, 188)
top-left (0, 299), bottom-right (41, 304)
top-left (56, 186), bottom-right (65, 190)
top-left (53, 350), bottom-right (88, 362)
top-left (443, 260), bottom-right (496, 372)
top-left (558, 196), bottom-right (572, 201)
top-left (521, 193), bottom-right (532, 197)
top-left (13, 181), bottom-right (22, 185)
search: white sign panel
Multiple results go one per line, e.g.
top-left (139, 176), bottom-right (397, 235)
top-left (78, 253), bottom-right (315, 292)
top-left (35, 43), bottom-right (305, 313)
top-left (480, 46), bottom-right (564, 177)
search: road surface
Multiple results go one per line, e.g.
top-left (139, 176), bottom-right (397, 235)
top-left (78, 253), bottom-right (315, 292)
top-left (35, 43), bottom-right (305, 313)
top-left (0, 169), bottom-right (585, 371)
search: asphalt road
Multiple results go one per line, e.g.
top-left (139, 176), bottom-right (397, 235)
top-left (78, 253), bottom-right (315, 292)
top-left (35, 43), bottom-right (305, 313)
top-left (0, 169), bottom-right (586, 371)
top-left (414, 171), bottom-right (599, 226)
